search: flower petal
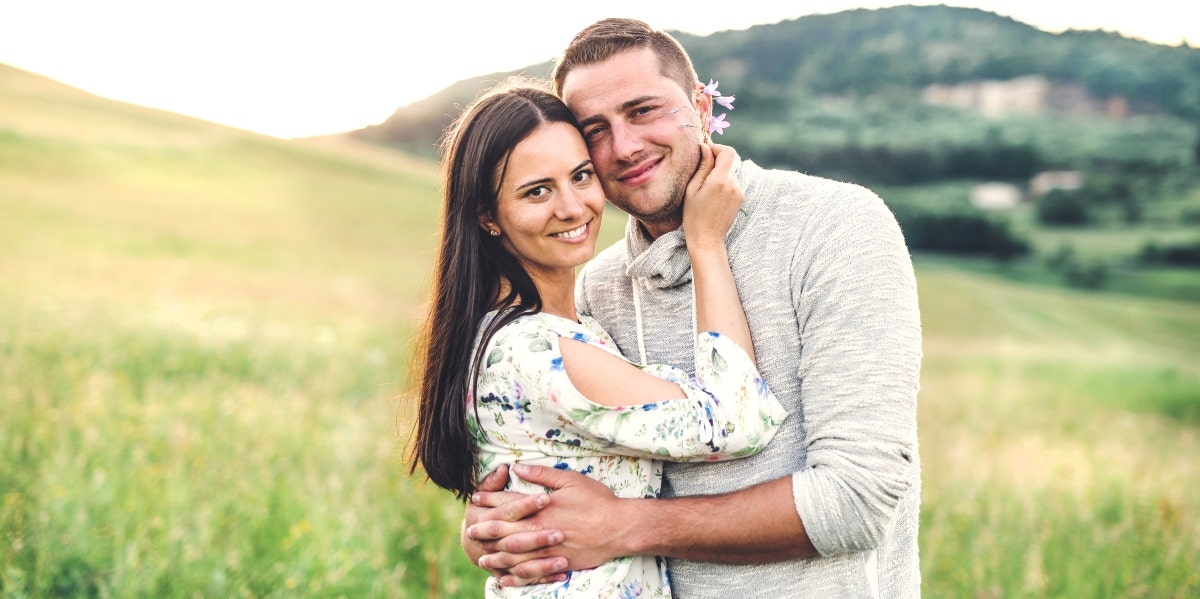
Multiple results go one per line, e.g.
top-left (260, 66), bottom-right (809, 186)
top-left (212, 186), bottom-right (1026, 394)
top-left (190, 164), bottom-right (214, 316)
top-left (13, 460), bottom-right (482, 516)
top-left (715, 95), bottom-right (736, 110)
top-left (708, 113), bottom-right (730, 135)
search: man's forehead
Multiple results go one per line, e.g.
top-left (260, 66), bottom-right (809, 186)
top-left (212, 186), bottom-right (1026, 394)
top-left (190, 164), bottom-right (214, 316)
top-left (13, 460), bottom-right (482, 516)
top-left (561, 51), bottom-right (677, 118)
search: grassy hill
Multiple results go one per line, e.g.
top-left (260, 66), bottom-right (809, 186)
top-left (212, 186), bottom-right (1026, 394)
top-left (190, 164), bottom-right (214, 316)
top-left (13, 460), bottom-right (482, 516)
top-left (352, 5), bottom-right (1200, 161)
top-left (2, 62), bottom-right (1198, 597)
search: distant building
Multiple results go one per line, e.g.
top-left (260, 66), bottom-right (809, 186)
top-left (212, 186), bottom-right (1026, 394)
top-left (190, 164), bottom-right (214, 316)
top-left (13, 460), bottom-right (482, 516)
top-left (923, 76), bottom-right (1125, 118)
top-left (1029, 171), bottom-right (1084, 197)
top-left (970, 182), bottom-right (1022, 210)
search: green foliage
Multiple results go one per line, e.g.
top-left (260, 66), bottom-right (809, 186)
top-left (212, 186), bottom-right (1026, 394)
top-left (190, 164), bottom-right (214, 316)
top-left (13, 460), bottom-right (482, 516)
top-left (1037, 188), bottom-right (1092, 226)
top-left (1140, 239), bottom-right (1200, 268)
top-left (685, 6), bottom-right (1200, 120)
top-left (1195, 123), bottom-right (1200, 167)
top-left (893, 206), bottom-right (1029, 260)
top-left (754, 140), bottom-right (1042, 185)
top-left (363, 6), bottom-right (1200, 174)
top-left (4, 47), bottom-right (1200, 599)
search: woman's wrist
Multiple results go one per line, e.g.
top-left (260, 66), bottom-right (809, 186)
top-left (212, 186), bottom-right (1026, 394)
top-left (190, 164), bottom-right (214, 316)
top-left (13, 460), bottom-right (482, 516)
top-left (685, 235), bottom-right (728, 254)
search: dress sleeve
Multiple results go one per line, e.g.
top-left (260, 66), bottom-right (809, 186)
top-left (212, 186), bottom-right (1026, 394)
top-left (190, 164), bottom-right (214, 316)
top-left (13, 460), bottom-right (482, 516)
top-left (480, 317), bottom-right (788, 462)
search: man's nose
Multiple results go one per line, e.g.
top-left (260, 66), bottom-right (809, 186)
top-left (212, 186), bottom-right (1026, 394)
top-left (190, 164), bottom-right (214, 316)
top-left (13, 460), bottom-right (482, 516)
top-left (610, 121), bottom-right (644, 162)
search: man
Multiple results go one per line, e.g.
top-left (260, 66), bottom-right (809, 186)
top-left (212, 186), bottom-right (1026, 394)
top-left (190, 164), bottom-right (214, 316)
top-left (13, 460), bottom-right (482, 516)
top-left (463, 18), bottom-right (922, 597)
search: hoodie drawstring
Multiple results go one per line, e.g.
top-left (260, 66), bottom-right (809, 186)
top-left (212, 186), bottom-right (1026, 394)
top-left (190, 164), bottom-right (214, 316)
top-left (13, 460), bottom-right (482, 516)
top-left (631, 276), bottom-right (698, 370)
top-left (632, 280), bottom-right (648, 366)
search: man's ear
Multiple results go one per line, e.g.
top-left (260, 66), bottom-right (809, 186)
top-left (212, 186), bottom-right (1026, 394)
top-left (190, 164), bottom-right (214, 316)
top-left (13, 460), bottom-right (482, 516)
top-left (694, 82), bottom-right (714, 123)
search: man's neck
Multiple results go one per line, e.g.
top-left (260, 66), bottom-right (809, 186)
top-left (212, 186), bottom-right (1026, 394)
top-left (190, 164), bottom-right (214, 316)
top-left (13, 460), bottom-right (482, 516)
top-left (638, 215), bottom-right (683, 241)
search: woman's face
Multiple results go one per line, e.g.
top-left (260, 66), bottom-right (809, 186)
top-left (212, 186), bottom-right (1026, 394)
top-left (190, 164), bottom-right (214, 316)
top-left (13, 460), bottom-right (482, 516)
top-left (486, 121), bottom-right (606, 287)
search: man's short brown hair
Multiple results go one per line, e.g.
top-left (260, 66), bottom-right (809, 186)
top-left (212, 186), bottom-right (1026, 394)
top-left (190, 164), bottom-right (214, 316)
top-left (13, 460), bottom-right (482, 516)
top-left (552, 18), bottom-right (700, 98)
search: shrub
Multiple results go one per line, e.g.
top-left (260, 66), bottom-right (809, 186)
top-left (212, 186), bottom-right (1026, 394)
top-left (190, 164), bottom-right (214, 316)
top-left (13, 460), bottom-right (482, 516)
top-left (1140, 240), bottom-right (1200, 268)
top-left (894, 207), bottom-right (1030, 261)
top-left (1036, 189), bottom-right (1091, 226)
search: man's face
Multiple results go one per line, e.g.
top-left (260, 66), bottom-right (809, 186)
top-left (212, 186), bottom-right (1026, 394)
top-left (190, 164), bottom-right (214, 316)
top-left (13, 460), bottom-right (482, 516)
top-left (561, 47), bottom-right (710, 239)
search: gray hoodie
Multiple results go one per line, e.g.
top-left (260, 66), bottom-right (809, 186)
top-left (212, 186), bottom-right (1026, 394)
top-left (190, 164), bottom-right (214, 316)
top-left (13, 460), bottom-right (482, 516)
top-left (576, 160), bottom-right (923, 598)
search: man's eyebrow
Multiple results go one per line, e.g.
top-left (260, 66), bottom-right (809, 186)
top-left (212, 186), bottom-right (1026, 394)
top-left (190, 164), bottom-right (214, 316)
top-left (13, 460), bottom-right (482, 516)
top-left (576, 95), bottom-right (661, 130)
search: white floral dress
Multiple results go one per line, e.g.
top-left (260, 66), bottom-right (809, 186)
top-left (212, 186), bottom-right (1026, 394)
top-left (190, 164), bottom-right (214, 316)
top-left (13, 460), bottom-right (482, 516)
top-left (468, 311), bottom-right (788, 598)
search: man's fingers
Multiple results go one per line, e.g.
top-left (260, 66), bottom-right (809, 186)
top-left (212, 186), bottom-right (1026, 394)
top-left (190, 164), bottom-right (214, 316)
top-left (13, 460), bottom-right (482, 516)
top-left (494, 529), bottom-right (565, 554)
top-left (466, 510), bottom-right (557, 543)
top-left (475, 464), bottom-right (510, 493)
top-left (511, 463), bottom-right (586, 491)
top-left (509, 556), bottom-right (571, 583)
top-left (487, 555), bottom-right (570, 585)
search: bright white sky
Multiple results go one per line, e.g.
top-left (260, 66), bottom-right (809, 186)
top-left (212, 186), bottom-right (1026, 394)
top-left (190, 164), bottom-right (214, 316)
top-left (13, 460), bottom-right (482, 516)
top-left (1, 0), bottom-right (1196, 139)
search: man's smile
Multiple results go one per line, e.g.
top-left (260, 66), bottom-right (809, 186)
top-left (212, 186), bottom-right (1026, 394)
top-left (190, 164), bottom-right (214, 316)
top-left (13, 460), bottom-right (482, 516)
top-left (616, 157), bottom-right (663, 186)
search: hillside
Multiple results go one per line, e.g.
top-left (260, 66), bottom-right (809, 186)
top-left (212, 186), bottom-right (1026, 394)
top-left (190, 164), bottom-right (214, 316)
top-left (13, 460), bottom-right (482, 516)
top-left (0, 61), bottom-right (444, 323)
top-left (1, 58), bottom-right (1199, 597)
top-left (348, 5), bottom-right (1200, 162)
top-left (341, 5), bottom-right (1200, 308)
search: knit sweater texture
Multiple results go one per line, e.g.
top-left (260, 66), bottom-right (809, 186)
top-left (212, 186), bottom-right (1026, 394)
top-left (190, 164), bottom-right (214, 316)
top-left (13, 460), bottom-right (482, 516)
top-left (576, 160), bottom-right (923, 598)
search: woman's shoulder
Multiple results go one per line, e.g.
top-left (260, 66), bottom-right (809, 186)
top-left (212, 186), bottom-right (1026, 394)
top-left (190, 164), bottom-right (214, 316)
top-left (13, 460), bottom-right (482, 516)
top-left (484, 311), bottom-right (620, 357)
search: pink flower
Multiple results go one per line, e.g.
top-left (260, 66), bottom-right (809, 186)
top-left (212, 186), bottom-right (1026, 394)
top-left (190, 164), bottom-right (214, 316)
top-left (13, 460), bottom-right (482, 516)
top-left (701, 77), bottom-right (735, 133)
top-left (708, 113), bottom-right (730, 135)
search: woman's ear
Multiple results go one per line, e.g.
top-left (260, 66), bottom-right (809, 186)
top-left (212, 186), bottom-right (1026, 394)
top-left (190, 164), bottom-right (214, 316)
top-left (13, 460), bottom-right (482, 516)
top-left (478, 213), bottom-right (500, 238)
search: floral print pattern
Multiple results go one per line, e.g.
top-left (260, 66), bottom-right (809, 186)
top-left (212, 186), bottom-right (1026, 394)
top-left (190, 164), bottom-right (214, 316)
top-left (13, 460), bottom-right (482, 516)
top-left (469, 311), bottom-right (787, 598)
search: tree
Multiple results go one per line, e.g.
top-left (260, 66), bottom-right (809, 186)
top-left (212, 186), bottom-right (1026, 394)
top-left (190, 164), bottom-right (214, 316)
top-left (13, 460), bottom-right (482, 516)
top-left (1036, 189), bottom-right (1091, 226)
top-left (1194, 122), bottom-right (1200, 167)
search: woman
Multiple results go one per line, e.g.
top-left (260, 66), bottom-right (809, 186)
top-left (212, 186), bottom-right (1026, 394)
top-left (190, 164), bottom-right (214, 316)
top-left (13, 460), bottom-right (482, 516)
top-left (409, 77), bottom-right (787, 598)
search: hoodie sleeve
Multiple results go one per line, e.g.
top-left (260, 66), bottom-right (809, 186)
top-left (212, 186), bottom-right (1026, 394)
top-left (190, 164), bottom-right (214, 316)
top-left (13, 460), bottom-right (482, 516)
top-left (787, 185), bottom-right (922, 556)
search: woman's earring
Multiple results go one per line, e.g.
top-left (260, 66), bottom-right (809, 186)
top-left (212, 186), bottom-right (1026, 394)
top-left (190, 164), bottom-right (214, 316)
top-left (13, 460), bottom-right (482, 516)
top-left (489, 229), bottom-right (500, 237)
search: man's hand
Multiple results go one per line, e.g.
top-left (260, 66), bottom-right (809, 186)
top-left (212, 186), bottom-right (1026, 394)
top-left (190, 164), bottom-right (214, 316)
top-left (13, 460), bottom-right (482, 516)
top-left (469, 463), bottom-right (642, 585)
top-left (461, 464), bottom-right (567, 586)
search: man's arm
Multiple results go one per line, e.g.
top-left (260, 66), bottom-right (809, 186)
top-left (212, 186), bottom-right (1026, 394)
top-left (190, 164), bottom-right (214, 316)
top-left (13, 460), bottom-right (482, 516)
top-left (469, 464), bottom-right (815, 583)
top-left (470, 184), bottom-right (921, 583)
top-left (461, 465), bottom-right (568, 585)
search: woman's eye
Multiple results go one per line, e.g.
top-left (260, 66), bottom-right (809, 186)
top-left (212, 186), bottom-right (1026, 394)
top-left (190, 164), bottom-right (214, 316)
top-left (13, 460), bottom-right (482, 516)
top-left (527, 185), bottom-right (550, 198)
top-left (573, 170), bottom-right (593, 184)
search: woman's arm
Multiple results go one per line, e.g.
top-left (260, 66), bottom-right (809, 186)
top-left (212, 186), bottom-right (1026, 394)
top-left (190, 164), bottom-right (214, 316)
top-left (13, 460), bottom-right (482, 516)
top-left (557, 142), bottom-right (754, 410)
top-left (543, 143), bottom-right (782, 461)
top-left (683, 143), bottom-right (754, 361)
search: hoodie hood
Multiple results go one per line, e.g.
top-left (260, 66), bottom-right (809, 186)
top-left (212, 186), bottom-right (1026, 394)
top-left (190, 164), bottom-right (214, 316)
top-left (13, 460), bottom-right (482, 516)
top-left (623, 158), bottom-right (757, 289)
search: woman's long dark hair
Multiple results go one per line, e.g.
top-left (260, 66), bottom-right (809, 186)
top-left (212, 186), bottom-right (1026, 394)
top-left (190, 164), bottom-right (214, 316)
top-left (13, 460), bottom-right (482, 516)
top-left (409, 77), bottom-right (579, 500)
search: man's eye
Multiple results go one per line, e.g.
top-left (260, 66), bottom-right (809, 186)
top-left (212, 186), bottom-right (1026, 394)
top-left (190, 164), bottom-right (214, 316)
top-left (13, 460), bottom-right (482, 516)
top-left (585, 126), bottom-right (607, 140)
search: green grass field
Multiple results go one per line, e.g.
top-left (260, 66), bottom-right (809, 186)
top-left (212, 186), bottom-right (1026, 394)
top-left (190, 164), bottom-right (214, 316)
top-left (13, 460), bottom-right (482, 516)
top-left (2, 63), bottom-right (1198, 597)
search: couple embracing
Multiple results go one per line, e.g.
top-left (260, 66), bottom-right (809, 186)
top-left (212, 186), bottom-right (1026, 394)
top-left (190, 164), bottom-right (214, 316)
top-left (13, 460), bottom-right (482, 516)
top-left (411, 17), bottom-right (922, 599)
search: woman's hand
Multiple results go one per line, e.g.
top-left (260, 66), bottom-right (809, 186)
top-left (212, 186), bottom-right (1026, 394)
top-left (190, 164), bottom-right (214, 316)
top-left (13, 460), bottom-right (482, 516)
top-left (681, 143), bottom-right (755, 359)
top-left (682, 143), bottom-right (743, 252)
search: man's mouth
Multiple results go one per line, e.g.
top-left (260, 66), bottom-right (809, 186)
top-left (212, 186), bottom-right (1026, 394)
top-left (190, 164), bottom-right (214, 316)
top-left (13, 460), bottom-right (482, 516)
top-left (617, 157), bottom-right (662, 186)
